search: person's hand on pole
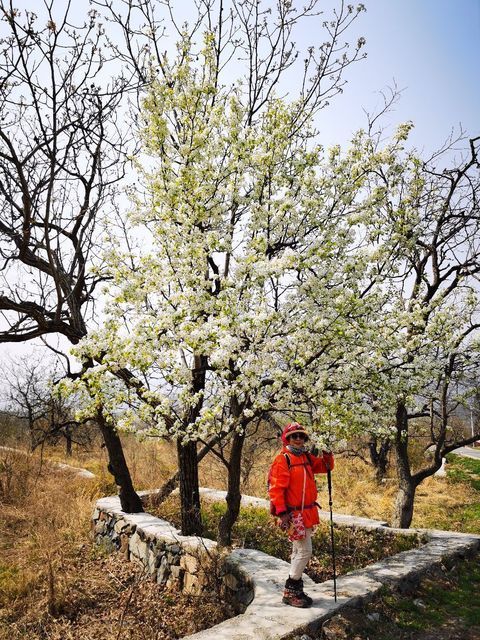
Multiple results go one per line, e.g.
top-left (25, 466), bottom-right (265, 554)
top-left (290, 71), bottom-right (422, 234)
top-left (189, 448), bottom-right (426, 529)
top-left (322, 450), bottom-right (334, 471)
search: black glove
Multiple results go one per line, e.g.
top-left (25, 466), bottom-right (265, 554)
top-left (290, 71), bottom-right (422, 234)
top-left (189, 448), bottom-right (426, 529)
top-left (278, 512), bottom-right (291, 531)
top-left (322, 450), bottom-right (334, 471)
top-left (310, 445), bottom-right (319, 457)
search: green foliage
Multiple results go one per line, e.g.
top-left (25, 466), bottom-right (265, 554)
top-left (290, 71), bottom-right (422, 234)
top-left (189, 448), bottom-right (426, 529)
top-left (0, 563), bottom-right (35, 605)
top-left (154, 497), bottom-right (421, 581)
top-left (232, 507), bottom-right (292, 559)
top-left (308, 525), bottom-right (422, 582)
top-left (385, 562), bottom-right (480, 631)
top-left (430, 454), bottom-right (480, 534)
top-left (0, 563), bottom-right (19, 595)
top-left (447, 454), bottom-right (480, 492)
top-left (313, 560), bottom-right (480, 639)
top-left (195, 503), bottom-right (292, 559)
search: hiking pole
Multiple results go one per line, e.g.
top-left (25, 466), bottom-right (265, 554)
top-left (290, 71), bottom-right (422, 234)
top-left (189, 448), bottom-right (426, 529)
top-left (326, 467), bottom-right (337, 602)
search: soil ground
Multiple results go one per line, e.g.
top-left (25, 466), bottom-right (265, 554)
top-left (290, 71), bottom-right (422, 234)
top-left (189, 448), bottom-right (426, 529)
top-left (0, 546), bottom-right (233, 640)
top-left (316, 559), bottom-right (480, 640)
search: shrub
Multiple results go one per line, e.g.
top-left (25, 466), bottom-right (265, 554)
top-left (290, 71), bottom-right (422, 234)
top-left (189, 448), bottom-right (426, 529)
top-left (152, 495), bottom-right (422, 583)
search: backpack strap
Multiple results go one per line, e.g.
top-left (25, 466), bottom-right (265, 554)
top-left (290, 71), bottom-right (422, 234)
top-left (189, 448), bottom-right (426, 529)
top-left (284, 452), bottom-right (312, 468)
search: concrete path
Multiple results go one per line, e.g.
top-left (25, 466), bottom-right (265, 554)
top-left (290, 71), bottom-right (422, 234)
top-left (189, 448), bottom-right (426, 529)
top-left (182, 489), bottom-right (480, 639)
top-left (95, 487), bottom-right (480, 640)
top-left (0, 445), bottom-right (95, 478)
top-left (183, 514), bottom-right (480, 640)
top-left (453, 446), bottom-right (480, 460)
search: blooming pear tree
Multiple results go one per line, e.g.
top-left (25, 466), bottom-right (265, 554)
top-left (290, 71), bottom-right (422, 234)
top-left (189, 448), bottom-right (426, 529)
top-left (349, 129), bottom-right (480, 527)
top-left (287, 124), bottom-right (480, 526)
top-left (63, 0), bottom-right (479, 538)
top-left (71, 2), bottom-right (375, 540)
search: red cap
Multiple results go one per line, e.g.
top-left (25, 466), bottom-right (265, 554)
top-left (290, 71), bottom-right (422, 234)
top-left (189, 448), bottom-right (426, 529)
top-left (281, 423), bottom-right (309, 445)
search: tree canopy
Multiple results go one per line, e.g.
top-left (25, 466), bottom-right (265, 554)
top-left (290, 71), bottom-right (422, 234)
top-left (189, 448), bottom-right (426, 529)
top-left (1, 0), bottom-right (479, 534)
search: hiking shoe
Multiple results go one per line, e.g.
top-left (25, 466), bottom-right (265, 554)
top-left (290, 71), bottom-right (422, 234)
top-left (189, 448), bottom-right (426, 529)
top-left (298, 578), bottom-right (313, 606)
top-left (282, 587), bottom-right (311, 608)
top-left (282, 578), bottom-right (312, 608)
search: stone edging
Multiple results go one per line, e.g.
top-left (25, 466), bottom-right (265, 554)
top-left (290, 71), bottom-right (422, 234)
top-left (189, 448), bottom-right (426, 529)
top-left (93, 487), bottom-right (480, 639)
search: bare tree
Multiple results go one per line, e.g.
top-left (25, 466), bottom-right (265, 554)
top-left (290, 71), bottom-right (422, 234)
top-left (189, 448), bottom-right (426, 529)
top-left (3, 357), bottom-right (47, 451)
top-left (4, 354), bottom-right (95, 455)
top-left (0, 1), bottom-right (143, 512)
top-left (0, 2), bottom-right (127, 342)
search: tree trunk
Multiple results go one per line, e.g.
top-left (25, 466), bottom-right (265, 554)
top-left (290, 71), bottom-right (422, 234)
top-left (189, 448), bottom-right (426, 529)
top-left (392, 400), bottom-right (415, 528)
top-left (151, 470), bottom-right (179, 507)
top-left (175, 353), bottom-right (207, 536)
top-left (96, 410), bottom-right (144, 513)
top-left (65, 426), bottom-right (72, 457)
top-left (392, 478), bottom-right (417, 528)
top-left (177, 439), bottom-right (202, 535)
top-left (152, 433), bottom-right (224, 508)
top-left (218, 430), bottom-right (245, 547)
top-left (368, 435), bottom-right (391, 482)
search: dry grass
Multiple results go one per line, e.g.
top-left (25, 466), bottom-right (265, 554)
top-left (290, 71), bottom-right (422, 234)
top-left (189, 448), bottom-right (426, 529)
top-left (0, 444), bottom-right (231, 640)
top-left (233, 448), bottom-right (479, 533)
top-left (241, 449), bottom-right (398, 523)
top-left (2, 548), bottom-right (230, 640)
top-left (412, 473), bottom-right (479, 532)
top-left (1, 435), bottom-right (478, 639)
top-left (0, 450), bottom-right (106, 627)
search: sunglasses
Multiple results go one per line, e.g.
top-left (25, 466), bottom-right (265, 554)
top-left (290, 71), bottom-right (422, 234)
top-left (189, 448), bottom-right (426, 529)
top-left (289, 433), bottom-right (307, 440)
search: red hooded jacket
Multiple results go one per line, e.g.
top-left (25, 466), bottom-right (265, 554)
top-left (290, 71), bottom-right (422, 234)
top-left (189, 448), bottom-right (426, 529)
top-left (269, 447), bottom-right (334, 529)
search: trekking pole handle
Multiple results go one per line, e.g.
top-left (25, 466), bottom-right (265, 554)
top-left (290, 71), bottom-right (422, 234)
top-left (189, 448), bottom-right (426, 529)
top-left (327, 466), bottom-right (333, 506)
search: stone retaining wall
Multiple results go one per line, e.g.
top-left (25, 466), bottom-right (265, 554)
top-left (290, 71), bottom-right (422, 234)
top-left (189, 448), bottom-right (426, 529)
top-left (93, 489), bottom-right (480, 640)
top-left (93, 493), bottom-right (254, 613)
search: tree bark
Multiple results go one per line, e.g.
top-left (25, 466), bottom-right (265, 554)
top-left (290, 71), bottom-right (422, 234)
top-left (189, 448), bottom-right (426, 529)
top-left (151, 433), bottom-right (224, 508)
top-left (392, 400), bottom-right (415, 528)
top-left (152, 470), bottom-right (180, 507)
top-left (392, 477), bottom-right (417, 528)
top-left (177, 439), bottom-right (202, 535)
top-left (175, 353), bottom-right (207, 536)
top-left (368, 435), bottom-right (391, 482)
top-left (65, 433), bottom-right (72, 457)
top-left (218, 430), bottom-right (245, 547)
top-left (96, 410), bottom-right (144, 513)
top-left (65, 425), bottom-right (73, 457)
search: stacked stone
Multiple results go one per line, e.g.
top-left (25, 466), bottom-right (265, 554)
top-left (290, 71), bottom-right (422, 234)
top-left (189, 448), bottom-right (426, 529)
top-left (92, 498), bottom-right (254, 612)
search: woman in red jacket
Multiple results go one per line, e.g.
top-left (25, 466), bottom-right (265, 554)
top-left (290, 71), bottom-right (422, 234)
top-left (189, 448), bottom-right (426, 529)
top-left (269, 422), bottom-right (334, 608)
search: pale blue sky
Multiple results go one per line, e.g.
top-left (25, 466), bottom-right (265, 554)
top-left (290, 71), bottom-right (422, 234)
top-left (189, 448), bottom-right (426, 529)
top-left (1, 0), bottom-right (479, 365)
top-left (5, 0), bottom-right (478, 150)
top-left (142, 0), bottom-right (479, 150)
top-left (315, 0), bottom-right (480, 151)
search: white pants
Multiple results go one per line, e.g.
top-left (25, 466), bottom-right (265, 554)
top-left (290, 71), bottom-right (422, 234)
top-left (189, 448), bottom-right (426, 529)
top-left (289, 528), bottom-right (313, 580)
